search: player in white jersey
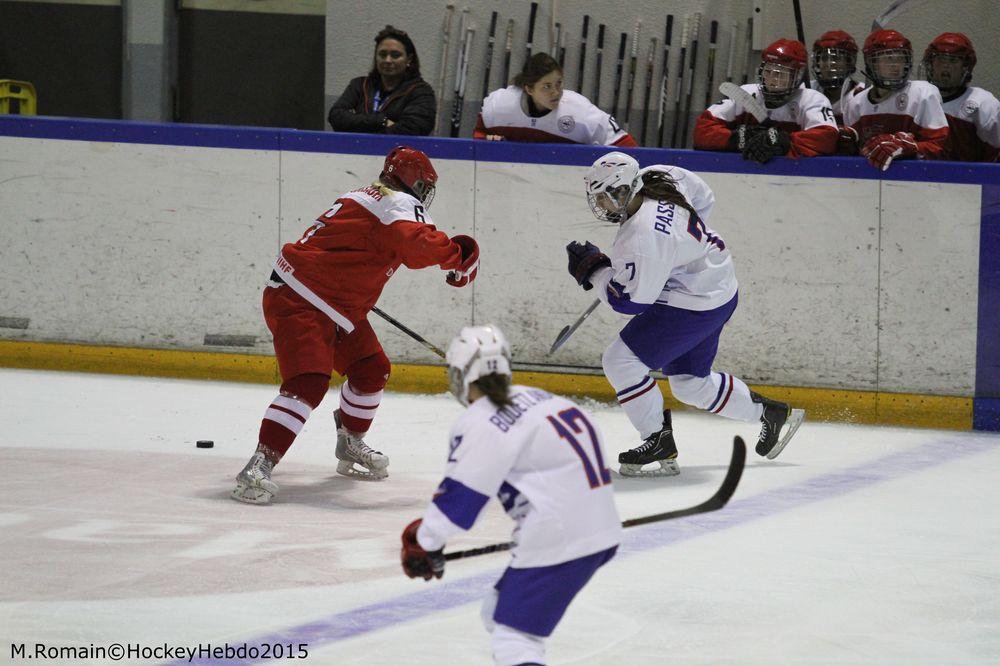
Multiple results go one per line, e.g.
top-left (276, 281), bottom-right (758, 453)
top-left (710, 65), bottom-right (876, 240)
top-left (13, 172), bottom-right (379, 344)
top-left (695, 39), bottom-right (837, 163)
top-left (810, 30), bottom-right (866, 126)
top-left (922, 32), bottom-right (999, 163)
top-left (400, 325), bottom-right (620, 666)
top-left (842, 29), bottom-right (949, 170)
top-left (565, 152), bottom-right (804, 477)
top-left (474, 52), bottom-right (637, 146)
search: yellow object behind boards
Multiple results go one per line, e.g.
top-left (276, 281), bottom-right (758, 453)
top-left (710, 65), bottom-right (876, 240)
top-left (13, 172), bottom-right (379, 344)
top-left (0, 80), bottom-right (37, 115)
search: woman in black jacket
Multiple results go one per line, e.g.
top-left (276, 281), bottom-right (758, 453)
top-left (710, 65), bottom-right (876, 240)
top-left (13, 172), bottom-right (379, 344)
top-left (328, 26), bottom-right (437, 136)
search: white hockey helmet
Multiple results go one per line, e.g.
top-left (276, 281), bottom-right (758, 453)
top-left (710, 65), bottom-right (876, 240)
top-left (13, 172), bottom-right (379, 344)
top-left (446, 325), bottom-right (512, 406)
top-left (584, 152), bottom-right (641, 223)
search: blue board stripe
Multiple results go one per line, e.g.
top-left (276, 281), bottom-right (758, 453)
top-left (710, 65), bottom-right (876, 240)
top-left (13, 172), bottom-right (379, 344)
top-left (1, 114), bottom-right (997, 184)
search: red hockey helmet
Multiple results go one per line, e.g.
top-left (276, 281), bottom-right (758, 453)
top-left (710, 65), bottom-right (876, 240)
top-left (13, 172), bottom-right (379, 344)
top-left (862, 29), bottom-right (912, 91)
top-left (923, 32), bottom-right (976, 88)
top-left (812, 30), bottom-right (858, 90)
top-left (757, 39), bottom-right (807, 105)
top-left (381, 145), bottom-right (438, 207)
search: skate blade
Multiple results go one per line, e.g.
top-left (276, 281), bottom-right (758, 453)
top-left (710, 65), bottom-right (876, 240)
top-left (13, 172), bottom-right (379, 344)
top-left (336, 459), bottom-right (389, 481)
top-left (230, 482), bottom-right (275, 505)
top-left (618, 460), bottom-right (680, 477)
top-left (766, 408), bottom-right (805, 460)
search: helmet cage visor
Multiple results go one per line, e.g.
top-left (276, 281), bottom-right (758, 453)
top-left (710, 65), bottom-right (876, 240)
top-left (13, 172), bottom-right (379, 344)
top-left (757, 62), bottom-right (802, 104)
top-left (587, 184), bottom-right (633, 223)
top-left (865, 48), bottom-right (912, 90)
top-left (923, 52), bottom-right (971, 89)
top-left (812, 48), bottom-right (856, 88)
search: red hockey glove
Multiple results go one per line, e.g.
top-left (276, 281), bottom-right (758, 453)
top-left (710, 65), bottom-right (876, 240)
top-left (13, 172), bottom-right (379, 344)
top-left (566, 241), bottom-right (611, 291)
top-left (446, 234), bottom-right (479, 288)
top-left (401, 519), bottom-right (445, 581)
top-left (861, 132), bottom-right (918, 171)
top-left (835, 125), bottom-right (859, 155)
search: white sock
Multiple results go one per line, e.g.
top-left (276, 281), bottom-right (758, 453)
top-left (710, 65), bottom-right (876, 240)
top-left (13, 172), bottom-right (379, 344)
top-left (602, 337), bottom-right (664, 439)
top-left (668, 373), bottom-right (762, 422)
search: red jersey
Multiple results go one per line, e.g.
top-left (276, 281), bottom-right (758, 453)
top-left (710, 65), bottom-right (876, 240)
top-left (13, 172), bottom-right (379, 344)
top-left (693, 84), bottom-right (838, 157)
top-left (273, 185), bottom-right (464, 332)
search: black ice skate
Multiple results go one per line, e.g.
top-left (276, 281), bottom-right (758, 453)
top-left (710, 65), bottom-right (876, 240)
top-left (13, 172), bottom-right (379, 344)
top-left (618, 410), bottom-right (680, 477)
top-left (751, 391), bottom-right (805, 459)
top-left (334, 410), bottom-right (389, 480)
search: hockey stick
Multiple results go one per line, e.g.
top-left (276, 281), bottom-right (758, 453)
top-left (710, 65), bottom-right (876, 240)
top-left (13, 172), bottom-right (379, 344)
top-left (623, 21), bottom-right (641, 127)
top-left (547, 299), bottom-right (600, 355)
top-left (791, 0), bottom-right (813, 89)
top-left (739, 17), bottom-right (753, 85)
top-left (524, 2), bottom-right (538, 63)
top-left (443, 436), bottom-right (747, 561)
top-left (480, 11), bottom-right (498, 101)
top-left (551, 21), bottom-right (561, 58)
top-left (724, 22), bottom-right (737, 84)
top-left (680, 13), bottom-right (701, 148)
top-left (669, 16), bottom-right (690, 148)
top-left (639, 36), bottom-right (657, 145)
top-left (557, 24), bottom-right (566, 69)
top-left (703, 20), bottom-right (719, 109)
top-left (501, 19), bottom-right (514, 86)
top-left (449, 17), bottom-right (474, 137)
top-left (611, 32), bottom-right (627, 119)
top-left (719, 80), bottom-right (766, 123)
top-left (656, 15), bottom-right (673, 148)
top-left (370, 306), bottom-right (446, 359)
top-left (576, 15), bottom-right (589, 93)
top-left (593, 24), bottom-right (606, 107)
top-left (436, 4), bottom-right (456, 135)
top-left (872, 0), bottom-right (918, 31)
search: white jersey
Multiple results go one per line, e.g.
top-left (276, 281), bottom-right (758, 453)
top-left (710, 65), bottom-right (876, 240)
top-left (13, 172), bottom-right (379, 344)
top-left (592, 166), bottom-right (737, 313)
top-left (842, 80), bottom-right (949, 155)
top-left (417, 386), bottom-right (621, 569)
top-left (941, 86), bottom-right (1000, 162)
top-left (476, 86), bottom-right (632, 145)
top-left (810, 79), bottom-right (867, 124)
top-left (707, 83), bottom-right (836, 131)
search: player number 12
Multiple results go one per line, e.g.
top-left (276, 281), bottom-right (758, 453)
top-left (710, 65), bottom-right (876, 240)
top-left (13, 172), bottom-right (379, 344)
top-left (546, 408), bottom-right (612, 488)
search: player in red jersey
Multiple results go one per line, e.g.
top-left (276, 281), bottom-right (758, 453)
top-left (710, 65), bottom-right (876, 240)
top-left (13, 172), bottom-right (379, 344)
top-left (842, 29), bottom-right (949, 170)
top-left (694, 39), bottom-right (838, 163)
top-left (232, 146), bottom-right (480, 504)
top-left (922, 32), bottom-right (999, 162)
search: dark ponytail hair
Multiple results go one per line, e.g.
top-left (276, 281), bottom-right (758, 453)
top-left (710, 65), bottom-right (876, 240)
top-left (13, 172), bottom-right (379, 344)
top-left (637, 171), bottom-right (698, 218)
top-left (371, 25), bottom-right (421, 77)
top-left (513, 52), bottom-right (562, 87)
top-left (472, 373), bottom-right (514, 408)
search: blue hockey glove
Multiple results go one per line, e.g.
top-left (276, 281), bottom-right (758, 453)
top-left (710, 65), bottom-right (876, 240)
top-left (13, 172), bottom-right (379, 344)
top-left (566, 241), bottom-right (611, 291)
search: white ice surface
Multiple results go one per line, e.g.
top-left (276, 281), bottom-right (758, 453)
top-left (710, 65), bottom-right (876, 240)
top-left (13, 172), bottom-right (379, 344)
top-left (1, 368), bottom-right (998, 665)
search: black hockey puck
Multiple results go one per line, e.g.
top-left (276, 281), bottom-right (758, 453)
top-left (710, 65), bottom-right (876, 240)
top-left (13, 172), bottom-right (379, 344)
top-left (196, 440), bottom-right (214, 449)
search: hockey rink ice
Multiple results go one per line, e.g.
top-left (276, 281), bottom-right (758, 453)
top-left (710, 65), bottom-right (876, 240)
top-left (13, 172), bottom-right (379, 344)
top-left (2, 367), bottom-right (999, 665)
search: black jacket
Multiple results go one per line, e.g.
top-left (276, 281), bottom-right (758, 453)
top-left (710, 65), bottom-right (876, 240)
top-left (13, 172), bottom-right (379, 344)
top-left (328, 72), bottom-right (437, 136)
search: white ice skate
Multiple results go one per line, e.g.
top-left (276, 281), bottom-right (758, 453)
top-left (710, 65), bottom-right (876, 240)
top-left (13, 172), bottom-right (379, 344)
top-left (335, 411), bottom-right (389, 480)
top-left (231, 450), bottom-right (278, 504)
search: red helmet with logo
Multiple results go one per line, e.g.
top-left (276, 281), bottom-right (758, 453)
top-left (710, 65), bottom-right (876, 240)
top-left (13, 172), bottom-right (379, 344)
top-left (923, 32), bottom-right (976, 87)
top-left (812, 30), bottom-right (858, 89)
top-left (381, 146), bottom-right (438, 207)
top-left (757, 39), bottom-right (807, 104)
top-left (862, 29), bottom-right (912, 91)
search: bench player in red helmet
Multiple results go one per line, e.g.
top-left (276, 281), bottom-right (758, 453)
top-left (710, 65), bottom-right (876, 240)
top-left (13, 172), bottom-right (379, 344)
top-left (923, 32), bottom-right (999, 162)
top-left (694, 38), bottom-right (837, 163)
top-left (842, 29), bottom-right (949, 170)
top-left (810, 30), bottom-right (866, 125)
top-left (232, 146), bottom-right (480, 504)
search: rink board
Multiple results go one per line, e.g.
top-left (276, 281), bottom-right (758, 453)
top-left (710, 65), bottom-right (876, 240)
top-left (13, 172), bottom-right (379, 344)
top-left (0, 116), bottom-right (997, 430)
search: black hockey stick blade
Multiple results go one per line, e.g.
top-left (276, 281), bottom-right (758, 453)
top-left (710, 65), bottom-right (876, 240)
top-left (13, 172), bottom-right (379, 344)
top-left (443, 436), bottom-right (746, 561)
top-left (621, 436), bottom-right (745, 528)
top-left (370, 306), bottom-right (446, 359)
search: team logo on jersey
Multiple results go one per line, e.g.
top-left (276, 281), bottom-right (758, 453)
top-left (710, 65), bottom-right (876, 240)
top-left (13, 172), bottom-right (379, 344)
top-left (386, 267), bottom-right (395, 277)
top-left (962, 99), bottom-right (979, 117)
top-left (895, 93), bottom-right (908, 111)
top-left (557, 115), bottom-right (576, 133)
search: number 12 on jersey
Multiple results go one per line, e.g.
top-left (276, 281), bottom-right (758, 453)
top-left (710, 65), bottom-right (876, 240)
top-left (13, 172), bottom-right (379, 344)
top-left (547, 408), bottom-right (612, 488)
